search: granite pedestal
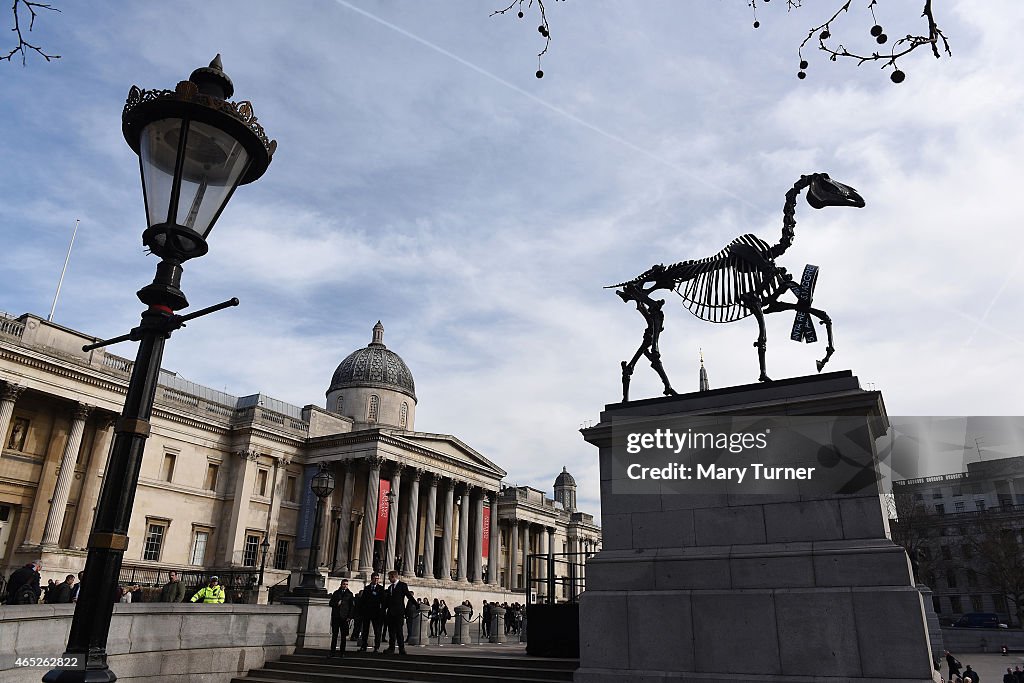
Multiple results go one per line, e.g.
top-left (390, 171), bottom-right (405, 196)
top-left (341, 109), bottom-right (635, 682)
top-left (578, 371), bottom-right (940, 683)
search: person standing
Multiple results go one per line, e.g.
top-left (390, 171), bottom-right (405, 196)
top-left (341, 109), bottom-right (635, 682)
top-left (49, 574), bottom-right (76, 603)
top-left (963, 665), bottom-right (980, 682)
top-left (71, 571), bottom-right (84, 602)
top-left (190, 576), bottom-right (225, 604)
top-left (440, 599), bottom-right (451, 636)
top-left (328, 579), bottom-right (355, 658)
top-left (358, 573), bottom-right (385, 652)
top-left (159, 571), bottom-right (186, 603)
top-left (382, 570), bottom-right (412, 655)
top-left (482, 601), bottom-right (491, 638)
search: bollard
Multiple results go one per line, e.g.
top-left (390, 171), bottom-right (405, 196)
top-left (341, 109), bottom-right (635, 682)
top-left (490, 612), bottom-right (506, 643)
top-left (410, 602), bottom-right (430, 646)
top-left (453, 605), bottom-right (472, 645)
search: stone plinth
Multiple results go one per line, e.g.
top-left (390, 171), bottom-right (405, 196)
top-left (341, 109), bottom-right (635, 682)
top-left (277, 594), bottom-right (332, 649)
top-left (578, 371), bottom-right (941, 683)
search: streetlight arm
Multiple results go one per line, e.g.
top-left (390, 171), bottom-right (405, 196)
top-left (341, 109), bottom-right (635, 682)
top-left (82, 297), bottom-right (239, 351)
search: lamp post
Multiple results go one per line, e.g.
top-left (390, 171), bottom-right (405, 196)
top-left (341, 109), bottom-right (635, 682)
top-left (44, 55), bottom-right (274, 683)
top-left (295, 463), bottom-right (335, 594)
top-left (385, 488), bottom-right (397, 570)
top-left (259, 536), bottom-right (271, 587)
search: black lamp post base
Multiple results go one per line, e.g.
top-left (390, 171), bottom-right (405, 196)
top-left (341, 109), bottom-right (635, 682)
top-left (42, 664), bottom-right (117, 683)
top-left (290, 570), bottom-right (328, 597)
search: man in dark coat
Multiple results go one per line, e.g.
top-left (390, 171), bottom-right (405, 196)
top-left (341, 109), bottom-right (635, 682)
top-left (357, 573), bottom-right (385, 652)
top-left (159, 571), bottom-right (186, 603)
top-left (382, 570), bottom-right (412, 655)
top-left (328, 579), bottom-right (355, 658)
top-left (49, 574), bottom-right (76, 603)
top-left (7, 560), bottom-right (42, 604)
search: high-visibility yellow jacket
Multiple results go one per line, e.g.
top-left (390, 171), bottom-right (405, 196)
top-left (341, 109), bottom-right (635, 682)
top-left (190, 585), bottom-right (225, 604)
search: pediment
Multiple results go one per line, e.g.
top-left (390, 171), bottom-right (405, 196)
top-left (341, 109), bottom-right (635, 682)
top-left (392, 430), bottom-right (507, 480)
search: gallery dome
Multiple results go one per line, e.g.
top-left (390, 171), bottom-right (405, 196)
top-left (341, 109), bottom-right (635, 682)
top-left (328, 321), bottom-right (416, 400)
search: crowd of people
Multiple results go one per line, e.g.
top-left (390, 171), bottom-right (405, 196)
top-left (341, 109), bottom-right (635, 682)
top-left (1, 561), bottom-right (214, 605)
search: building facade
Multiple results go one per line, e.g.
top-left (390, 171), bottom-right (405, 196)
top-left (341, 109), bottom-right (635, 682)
top-left (891, 455), bottom-right (1024, 626)
top-left (0, 311), bottom-right (598, 604)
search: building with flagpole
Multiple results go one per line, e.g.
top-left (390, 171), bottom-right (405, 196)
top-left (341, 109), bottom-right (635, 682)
top-left (0, 312), bottom-right (599, 604)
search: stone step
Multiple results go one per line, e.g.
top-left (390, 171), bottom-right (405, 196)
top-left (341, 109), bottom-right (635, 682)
top-left (289, 650), bottom-right (578, 670)
top-left (234, 651), bottom-right (578, 683)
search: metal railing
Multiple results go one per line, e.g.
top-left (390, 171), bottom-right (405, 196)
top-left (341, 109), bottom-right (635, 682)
top-left (525, 551), bottom-right (595, 605)
top-left (117, 565), bottom-right (260, 603)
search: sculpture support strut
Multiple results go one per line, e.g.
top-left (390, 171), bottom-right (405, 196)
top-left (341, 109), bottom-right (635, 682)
top-left (609, 173), bottom-right (864, 399)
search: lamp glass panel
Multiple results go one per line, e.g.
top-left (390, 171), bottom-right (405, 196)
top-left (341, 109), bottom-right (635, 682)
top-left (173, 119), bottom-right (251, 237)
top-left (139, 118), bottom-right (186, 228)
top-left (311, 470), bottom-right (335, 498)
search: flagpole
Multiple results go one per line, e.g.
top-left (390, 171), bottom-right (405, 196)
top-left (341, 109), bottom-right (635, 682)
top-left (48, 218), bottom-right (80, 322)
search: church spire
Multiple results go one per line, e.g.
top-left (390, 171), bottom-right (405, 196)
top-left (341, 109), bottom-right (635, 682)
top-left (699, 349), bottom-right (710, 392)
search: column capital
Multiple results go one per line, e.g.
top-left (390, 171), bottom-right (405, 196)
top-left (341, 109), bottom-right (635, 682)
top-left (389, 462), bottom-right (406, 477)
top-left (488, 490), bottom-right (498, 504)
top-left (408, 466), bottom-right (423, 482)
top-left (444, 477), bottom-right (457, 493)
top-left (72, 402), bottom-right (93, 422)
top-left (423, 470), bottom-right (438, 486)
top-left (364, 454), bottom-right (385, 470)
top-left (235, 449), bottom-right (260, 462)
top-left (1, 383), bottom-right (25, 402)
top-left (547, 525), bottom-right (556, 535)
top-left (351, 509), bottom-right (364, 522)
top-left (278, 453), bottom-right (294, 466)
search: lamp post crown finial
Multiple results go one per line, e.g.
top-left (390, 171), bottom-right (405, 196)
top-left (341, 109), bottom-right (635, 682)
top-left (189, 53), bottom-right (234, 100)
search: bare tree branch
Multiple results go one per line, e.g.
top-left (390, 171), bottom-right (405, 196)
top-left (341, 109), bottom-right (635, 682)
top-left (493, 0), bottom-right (950, 83)
top-left (2, 0), bottom-right (60, 66)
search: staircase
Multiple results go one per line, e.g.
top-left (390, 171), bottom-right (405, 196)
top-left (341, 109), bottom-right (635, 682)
top-left (233, 648), bottom-right (578, 683)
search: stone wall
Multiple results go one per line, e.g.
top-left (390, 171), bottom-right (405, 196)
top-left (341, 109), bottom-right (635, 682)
top-left (941, 627), bottom-right (1024, 654)
top-left (0, 603), bottom-right (300, 683)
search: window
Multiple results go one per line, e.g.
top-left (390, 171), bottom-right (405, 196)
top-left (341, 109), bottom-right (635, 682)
top-left (967, 569), bottom-right (978, 587)
top-left (999, 495), bottom-right (1014, 509)
top-left (975, 500), bottom-right (986, 511)
top-left (286, 476), bottom-right (297, 502)
top-left (932, 491), bottom-right (942, 499)
top-left (191, 530), bottom-right (209, 565)
top-left (946, 569), bottom-right (958, 588)
top-left (971, 595), bottom-right (984, 612)
top-left (950, 596), bottom-right (962, 612)
top-left (243, 534), bottom-right (260, 567)
top-left (161, 453), bottom-right (176, 482)
top-left (932, 596), bottom-right (942, 613)
top-left (143, 521), bottom-right (167, 561)
top-left (256, 469), bottom-right (268, 497)
top-left (368, 395), bottom-right (379, 422)
top-left (994, 594), bottom-right (1008, 613)
top-left (941, 545), bottom-right (952, 560)
top-left (274, 539), bottom-right (290, 570)
top-left (935, 504), bottom-right (945, 515)
top-left (962, 544), bottom-right (973, 560)
top-left (400, 402), bottom-right (408, 429)
top-left (952, 486), bottom-right (963, 497)
top-left (954, 501), bottom-right (965, 513)
top-left (204, 464), bottom-right (219, 491)
top-left (336, 396), bottom-right (343, 413)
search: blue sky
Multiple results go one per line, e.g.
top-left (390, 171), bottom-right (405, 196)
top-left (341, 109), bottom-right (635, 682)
top-left (1, 1), bottom-right (1022, 517)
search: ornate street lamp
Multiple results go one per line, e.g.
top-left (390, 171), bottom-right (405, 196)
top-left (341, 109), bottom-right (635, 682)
top-left (45, 56), bottom-right (274, 683)
top-left (295, 463), bottom-right (335, 594)
top-left (259, 536), bottom-right (272, 587)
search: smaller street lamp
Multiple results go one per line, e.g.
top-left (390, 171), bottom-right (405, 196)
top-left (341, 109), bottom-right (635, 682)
top-left (258, 536), bottom-right (271, 587)
top-left (385, 488), bottom-right (397, 570)
top-left (294, 463), bottom-right (335, 594)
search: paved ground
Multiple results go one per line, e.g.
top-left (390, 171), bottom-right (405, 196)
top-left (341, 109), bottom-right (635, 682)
top-left (940, 651), bottom-right (1024, 680)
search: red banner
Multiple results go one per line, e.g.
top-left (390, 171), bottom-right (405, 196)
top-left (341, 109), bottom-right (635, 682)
top-left (375, 479), bottom-right (391, 542)
top-left (482, 505), bottom-right (491, 558)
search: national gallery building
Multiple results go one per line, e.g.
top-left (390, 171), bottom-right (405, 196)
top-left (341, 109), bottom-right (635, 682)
top-left (0, 312), bottom-right (600, 604)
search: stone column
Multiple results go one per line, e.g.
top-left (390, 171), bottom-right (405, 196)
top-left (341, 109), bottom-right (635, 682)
top-left (538, 521), bottom-right (549, 594)
top-left (358, 455), bottom-right (384, 574)
top-left (402, 468), bottom-right (421, 577)
top-left (0, 383), bottom-right (24, 447)
top-left (266, 455), bottom-right (290, 557)
top-left (472, 488), bottom-right (484, 583)
top-left (456, 484), bottom-right (471, 581)
top-left (487, 492), bottom-right (499, 585)
top-left (383, 464), bottom-right (403, 572)
top-left (439, 478), bottom-right (455, 580)
top-left (333, 460), bottom-right (356, 573)
top-left (422, 473), bottom-right (438, 579)
top-left (522, 522), bottom-right (532, 595)
top-left (509, 520), bottom-right (519, 590)
top-left (226, 450), bottom-right (259, 565)
top-left (70, 414), bottom-right (116, 549)
top-left (41, 403), bottom-right (92, 546)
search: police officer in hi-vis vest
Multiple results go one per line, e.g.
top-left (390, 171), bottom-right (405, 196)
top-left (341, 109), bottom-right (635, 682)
top-left (190, 575), bottom-right (226, 604)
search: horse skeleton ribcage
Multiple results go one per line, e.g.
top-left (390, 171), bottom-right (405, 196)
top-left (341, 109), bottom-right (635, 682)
top-left (670, 234), bottom-right (783, 323)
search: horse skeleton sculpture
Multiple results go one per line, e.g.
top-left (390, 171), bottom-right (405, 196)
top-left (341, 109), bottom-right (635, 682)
top-left (610, 173), bottom-right (865, 402)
